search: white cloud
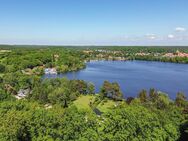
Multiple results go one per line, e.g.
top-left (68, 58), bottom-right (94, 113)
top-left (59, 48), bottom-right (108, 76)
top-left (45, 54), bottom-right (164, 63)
top-left (175, 27), bottom-right (186, 32)
top-left (167, 34), bottom-right (174, 39)
top-left (146, 34), bottom-right (156, 40)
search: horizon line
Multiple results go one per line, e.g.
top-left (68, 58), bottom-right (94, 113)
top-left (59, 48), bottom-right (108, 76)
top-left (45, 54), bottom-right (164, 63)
top-left (0, 44), bottom-right (188, 47)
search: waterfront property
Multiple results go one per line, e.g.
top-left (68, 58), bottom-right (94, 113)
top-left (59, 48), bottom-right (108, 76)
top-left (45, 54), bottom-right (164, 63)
top-left (44, 68), bottom-right (57, 75)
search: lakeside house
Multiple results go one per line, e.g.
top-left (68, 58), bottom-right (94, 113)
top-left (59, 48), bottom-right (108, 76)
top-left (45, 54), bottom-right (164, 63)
top-left (135, 53), bottom-right (150, 56)
top-left (44, 68), bottom-right (57, 75)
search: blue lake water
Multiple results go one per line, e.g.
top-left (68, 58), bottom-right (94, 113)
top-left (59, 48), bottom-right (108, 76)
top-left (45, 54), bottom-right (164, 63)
top-left (43, 60), bottom-right (188, 99)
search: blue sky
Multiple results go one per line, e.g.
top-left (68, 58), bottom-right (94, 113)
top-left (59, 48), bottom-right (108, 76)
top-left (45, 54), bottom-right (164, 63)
top-left (0, 0), bottom-right (188, 45)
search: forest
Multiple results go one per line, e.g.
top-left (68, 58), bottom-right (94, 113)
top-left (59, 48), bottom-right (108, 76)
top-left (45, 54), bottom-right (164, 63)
top-left (0, 45), bottom-right (188, 141)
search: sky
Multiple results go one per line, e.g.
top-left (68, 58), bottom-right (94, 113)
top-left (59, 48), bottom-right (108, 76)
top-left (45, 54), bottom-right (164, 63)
top-left (0, 0), bottom-right (188, 46)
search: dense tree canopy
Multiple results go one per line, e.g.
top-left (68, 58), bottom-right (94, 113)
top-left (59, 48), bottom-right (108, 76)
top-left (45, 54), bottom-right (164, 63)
top-left (100, 81), bottom-right (123, 100)
top-left (0, 64), bottom-right (5, 73)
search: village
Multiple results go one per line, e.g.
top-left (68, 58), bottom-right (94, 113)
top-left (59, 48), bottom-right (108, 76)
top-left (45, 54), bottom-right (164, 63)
top-left (164, 50), bottom-right (188, 58)
top-left (83, 49), bottom-right (188, 62)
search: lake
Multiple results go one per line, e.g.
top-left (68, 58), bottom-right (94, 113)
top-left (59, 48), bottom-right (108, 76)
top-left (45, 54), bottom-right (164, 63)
top-left (43, 60), bottom-right (188, 99)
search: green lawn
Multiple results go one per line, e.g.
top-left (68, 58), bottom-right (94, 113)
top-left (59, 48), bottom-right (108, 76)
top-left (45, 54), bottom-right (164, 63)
top-left (73, 95), bottom-right (95, 110)
top-left (73, 95), bottom-right (117, 113)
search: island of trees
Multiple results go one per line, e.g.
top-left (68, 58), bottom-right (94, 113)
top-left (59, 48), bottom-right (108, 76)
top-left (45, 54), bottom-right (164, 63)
top-left (0, 45), bottom-right (187, 141)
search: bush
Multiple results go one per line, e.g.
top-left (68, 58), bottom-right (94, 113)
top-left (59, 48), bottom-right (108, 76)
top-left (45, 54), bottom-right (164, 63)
top-left (0, 64), bottom-right (5, 73)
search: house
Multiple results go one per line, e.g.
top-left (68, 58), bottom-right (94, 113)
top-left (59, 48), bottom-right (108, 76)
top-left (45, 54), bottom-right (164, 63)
top-left (44, 68), bottom-right (57, 75)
